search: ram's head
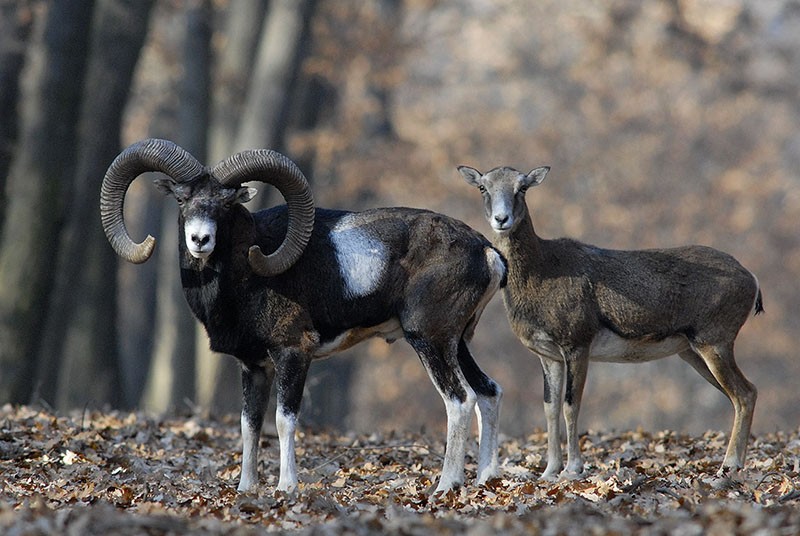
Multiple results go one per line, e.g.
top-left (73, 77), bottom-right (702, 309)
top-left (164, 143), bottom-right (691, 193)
top-left (100, 138), bottom-right (314, 276)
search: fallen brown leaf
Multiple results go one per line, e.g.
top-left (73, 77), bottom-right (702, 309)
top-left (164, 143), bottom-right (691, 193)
top-left (1, 405), bottom-right (799, 534)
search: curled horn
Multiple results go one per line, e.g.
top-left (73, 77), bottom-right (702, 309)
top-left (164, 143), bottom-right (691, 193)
top-left (100, 138), bottom-right (204, 263)
top-left (211, 149), bottom-right (314, 277)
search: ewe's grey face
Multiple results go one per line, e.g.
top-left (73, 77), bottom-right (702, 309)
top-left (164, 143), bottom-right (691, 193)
top-left (155, 176), bottom-right (256, 259)
top-left (459, 166), bottom-right (549, 235)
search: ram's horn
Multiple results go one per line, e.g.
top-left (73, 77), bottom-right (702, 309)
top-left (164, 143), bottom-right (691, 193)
top-left (100, 138), bottom-right (204, 263)
top-left (211, 150), bottom-right (314, 276)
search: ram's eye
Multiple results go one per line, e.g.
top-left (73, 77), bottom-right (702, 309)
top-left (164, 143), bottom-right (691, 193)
top-left (518, 185), bottom-right (528, 195)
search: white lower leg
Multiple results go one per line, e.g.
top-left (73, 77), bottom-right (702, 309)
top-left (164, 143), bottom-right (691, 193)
top-left (276, 408), bottom-right (299, 492)
top-left (721, 388), bottom-right (757, 472)
top-left (563, 402), bottom-right (584, 475)
top-left (541, 400), bottom-right (563, 479)
top-left (238, 411), bottom-right (260, 492)
top-left (436, 394), bottom-right (475, 492)
top-left (474, 388), bottom-right (502, 484)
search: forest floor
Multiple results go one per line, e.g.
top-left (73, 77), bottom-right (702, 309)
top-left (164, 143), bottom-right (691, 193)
top-left (1, 405), bottom-right (799, 535)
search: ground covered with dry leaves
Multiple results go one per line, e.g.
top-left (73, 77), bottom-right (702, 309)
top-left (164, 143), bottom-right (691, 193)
top-left (1, 405), bottom-right (799, 535)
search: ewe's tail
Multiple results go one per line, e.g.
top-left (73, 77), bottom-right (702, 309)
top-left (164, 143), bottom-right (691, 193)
top-left (754, 288), bottom-right (764, 316)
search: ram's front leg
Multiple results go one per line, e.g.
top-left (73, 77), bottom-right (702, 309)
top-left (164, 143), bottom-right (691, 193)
top-left (274, 350), bottom-right (312, 493)
top-left (238, 361), bottom-right (274, 492)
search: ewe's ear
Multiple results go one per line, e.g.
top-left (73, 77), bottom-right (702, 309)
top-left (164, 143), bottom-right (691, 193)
top-left (458, 166), bottom-right (483, 187)
top-left (522, 166), bottom-right (550, 188)
top-left (236, 186), bottom-right (258, 204)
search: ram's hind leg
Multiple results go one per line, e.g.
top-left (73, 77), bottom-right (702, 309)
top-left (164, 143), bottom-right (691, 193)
top-left (407, 334), bottom-right (475, 493)
top-left (691, 342), bottom-right (757, 473)
top-left (457, 338), bottom-right (502, 485)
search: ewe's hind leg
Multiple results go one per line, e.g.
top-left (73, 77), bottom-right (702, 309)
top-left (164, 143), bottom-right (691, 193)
top-left (538, 356), bottom-right (565, 479)
top-left (679, 349), bottom-right (725, 393)
top-left (239, 362), bottom-right (274, 492)
top-left (691, 342), bottom-right (757, 473)
top-left (407, 334), bottom-right (475, 493)
top-left (457, 338), bottom-right (502, 484)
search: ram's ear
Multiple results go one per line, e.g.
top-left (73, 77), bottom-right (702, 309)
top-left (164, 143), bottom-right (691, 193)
top-left (236, 186), bottom-right (258, 204)
top-left (153, 177), bottom-right (176, 195)
top-left (458, 166), bottom-right (483, 187)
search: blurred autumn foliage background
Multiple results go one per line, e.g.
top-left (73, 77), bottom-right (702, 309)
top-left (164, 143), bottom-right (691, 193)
top-left (0, 0), bottom-right (797, 443)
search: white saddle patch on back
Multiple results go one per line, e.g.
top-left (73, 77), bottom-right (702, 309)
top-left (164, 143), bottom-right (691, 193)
top-left (330, 216), bottom-right (387, 298)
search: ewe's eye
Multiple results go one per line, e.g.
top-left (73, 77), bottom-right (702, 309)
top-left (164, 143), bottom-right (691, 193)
top-left (478, 185), bottom-right (487, 194)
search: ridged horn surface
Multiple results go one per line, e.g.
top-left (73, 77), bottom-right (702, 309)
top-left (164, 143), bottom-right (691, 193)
top-left (100, 138), bottom-right (204, 263)
top-left (212, 150), bottom-right (314, 276)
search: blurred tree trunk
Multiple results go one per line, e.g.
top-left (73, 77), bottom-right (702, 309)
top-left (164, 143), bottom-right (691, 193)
top-left (0, 0), bottom-right (35, 225)
top-left (116, 183), bottom-right (160, 406)
top-left (287, 80), bottom-right (352, 430)
top-left (0, 0), bottom-right (94, 405)
top-left (198, 0), bottom-right (270, 415)
top-left (233, 0), bottom-right (313, 156)
top-left (143, 0), bottom-right (211, 413)
top-left (207, 0), bottom-right (267, 163)
top-left (35, 0), bottom-right (155, 409)
top-left (206, 0), bottom-right (319, 416)
top-left (293, 0), bottom-right (400, 430)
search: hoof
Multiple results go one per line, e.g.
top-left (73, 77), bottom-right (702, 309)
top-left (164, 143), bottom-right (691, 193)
top-left (559, 469), bottom-right (584, 481)
top-left (476, 467), bottom-right (500, 486)
top-left (539, 465), bottom-right (563, 481)
top-left (431, 479), bottom-right (463, 497)
top-left (275, 480), bottom-right (299, 494)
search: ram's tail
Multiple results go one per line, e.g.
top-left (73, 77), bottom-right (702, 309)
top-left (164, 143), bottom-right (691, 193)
top-left (490, 247), bottom-right (508, 288)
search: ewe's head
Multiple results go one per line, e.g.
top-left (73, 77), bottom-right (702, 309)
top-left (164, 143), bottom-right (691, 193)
top-left (459, 165), bottom-right (549, 235)
top-left (101, 138), bottom-right (314, 276)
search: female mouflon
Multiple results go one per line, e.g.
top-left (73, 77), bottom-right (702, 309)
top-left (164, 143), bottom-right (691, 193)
top-left (460, 164), bottom-right (761, 479)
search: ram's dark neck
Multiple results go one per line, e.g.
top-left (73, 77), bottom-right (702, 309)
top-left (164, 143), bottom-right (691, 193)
top-left (177, 216), bottom-right (247, 333)
top-left (180, 256), bottom-right (221, 325)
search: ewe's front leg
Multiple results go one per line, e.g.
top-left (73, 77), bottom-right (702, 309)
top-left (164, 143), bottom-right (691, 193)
top-left (239, 362), bottom-right (273, 492)
top-left (274, 350), bottom-right (311, 493)
top-left (539, 356), bottom-right (565, 479)
top-left (562, 349), bottom-right (589, 477)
